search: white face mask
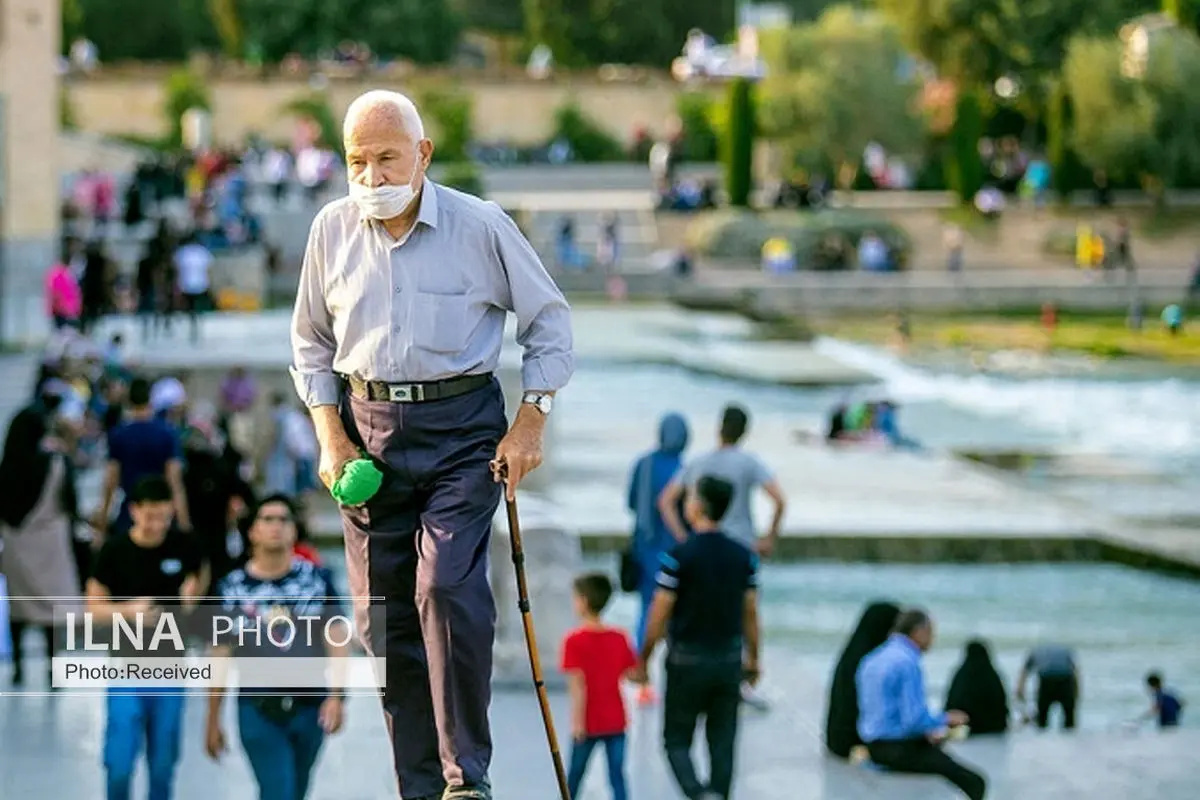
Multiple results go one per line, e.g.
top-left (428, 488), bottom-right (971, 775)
top-left (348, 157), bottom-right (422, 220)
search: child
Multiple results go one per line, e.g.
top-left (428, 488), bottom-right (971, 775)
top-left (561, 573), bottom-right (637, 800)
top-left (1144, 672), bottom-right (1184, 728)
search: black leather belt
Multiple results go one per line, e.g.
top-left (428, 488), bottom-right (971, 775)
top-left (344, 373), bottom-right (492, 403)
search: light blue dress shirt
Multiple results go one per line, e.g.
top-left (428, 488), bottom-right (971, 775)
top-left (856, 634), bottom-right (948, 742)
top-left (290, 181), bottom-right (575, 407)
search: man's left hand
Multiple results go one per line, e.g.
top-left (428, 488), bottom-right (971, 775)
top-left (492, 413), bottom-right (544, 501)
top-left (319, 696), bottom-right (345, 734)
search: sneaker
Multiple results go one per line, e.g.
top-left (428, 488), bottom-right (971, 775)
top-left (442, 782), bottom-right (491, 800)
top-left (740, 684), bottom-right (770, 711)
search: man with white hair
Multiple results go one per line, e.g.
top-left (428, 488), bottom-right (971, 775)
top-left (290, 90), bottom-right (574, 800)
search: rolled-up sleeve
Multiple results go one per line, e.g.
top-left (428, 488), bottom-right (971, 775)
top-left (488, 207), bottom-right (575, 392)
top-left (289, 213), bottom-right (342, 407)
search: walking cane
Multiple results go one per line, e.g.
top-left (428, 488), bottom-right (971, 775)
top-left (494, 461), bottom-right (572, 800)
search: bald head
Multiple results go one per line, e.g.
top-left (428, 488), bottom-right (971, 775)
top-left (343, 90), bottom-right (426, 145)
top-left (344, 90), bottom-right (435, 201)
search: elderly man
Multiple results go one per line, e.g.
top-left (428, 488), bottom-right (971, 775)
top-left (290, 90), bottom-right (574, 800)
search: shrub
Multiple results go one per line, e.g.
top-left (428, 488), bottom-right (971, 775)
top-left (60, 88), bottom-right (76, 131)
top-left (676, 91), bottom-right (719, 162)
top-left (163, 68), bottom-right (211, 148)
top-left (421, 88), bottom-right (474, 163)
top-left (283, 93), bottom-right (341, 154)
top-left (685, 208), bottom-right (912, 269)
top-left (945, 89), bottom-right (984, 205)
top-left (552, 102), bottom-right (624, 162)
top-left (438, 162), bottom-right (484, 197)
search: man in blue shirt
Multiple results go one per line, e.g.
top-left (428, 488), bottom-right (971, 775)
top-left (856, 609), bottom-right (986, 800)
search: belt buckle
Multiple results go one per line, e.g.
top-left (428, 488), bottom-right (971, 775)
top-left (388, 384), bottom-right (424, 402)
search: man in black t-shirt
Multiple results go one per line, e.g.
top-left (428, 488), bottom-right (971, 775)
top-left (87, 476), bottom-right (202, 800)
top-left (634, 475), bottom-right (761, 800)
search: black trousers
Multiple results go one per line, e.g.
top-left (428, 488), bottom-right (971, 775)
top-left (662, 650), bottom-right (742, 799)
top-left (867, 738), bottom-right (987, 800)
top-left (1036, 674), bottom-right (1077, 729)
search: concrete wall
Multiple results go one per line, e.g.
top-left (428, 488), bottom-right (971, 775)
top-left (65, 73), bottom-right (696, 147)
top-left (0, 0), bottom-right (61, 344)
top-left (680, 268), bottom-right (1196, 314)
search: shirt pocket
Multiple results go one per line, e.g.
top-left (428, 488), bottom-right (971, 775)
top-left (411, 291), bottom-right (472, 354)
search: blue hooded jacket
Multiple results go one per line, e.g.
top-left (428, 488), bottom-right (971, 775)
top-left (627, 413), bottom-right (689, 558)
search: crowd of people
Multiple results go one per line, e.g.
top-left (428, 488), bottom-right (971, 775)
top-left (0, 321), bottom-right (335, 797)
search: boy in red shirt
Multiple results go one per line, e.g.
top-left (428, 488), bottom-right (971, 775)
top-left (561, 573), bottom-right (637, 800)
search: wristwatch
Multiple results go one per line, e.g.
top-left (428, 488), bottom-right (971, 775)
top-left (521, 391), bottom-right (553, 415)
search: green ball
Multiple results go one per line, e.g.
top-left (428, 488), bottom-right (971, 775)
top-left (330, 458), bottom-right (384, 507)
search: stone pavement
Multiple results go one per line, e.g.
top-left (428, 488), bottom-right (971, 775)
top-left (2, 644), bottom-right (1195, 799)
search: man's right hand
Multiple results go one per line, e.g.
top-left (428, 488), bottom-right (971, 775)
top-left (318, 434), bottom-right (362, 490)
top-left (946, 710), bottom-right (970, 727)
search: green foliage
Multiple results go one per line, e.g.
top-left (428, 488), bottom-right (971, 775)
top-left (208, 0), bottom-right (243, 58)
top-left (69, 0), bottom-right (219, 61)
top-left (283, 93), bottom-right (341, 153)
top-left (60, 89), bottom-right (77, 131)
top-left (163, 69), bottom-right (212, 148)
top-left (1164, 0), bottom-right (1200, 29)
top-left (685, 208), bottom-right (912, 267)
top-left (873, 0), bottom-right (1160, 94)
top-left (676, 92), bottom-right (720, 162)
top-left (551, 102), bottom-right (625, 162)
top-left (421, 88), bottom-right (475, 163)
top-left (723, 79), bottom-right (755, 208)
top-left (945, 90), bottom-right (985, 204)
top-left (523, 0), bottom-right (733, 67)
top-left (453, 0), bottom-right (525, 33)
top-left (759, 8), bottom-right (925, 181)
top-left (1062, 35), bottom-right (1161, 185)
top-left (438, 163), bottom-right (485, 196)
top-left (237, 0), bottom-right (462, 63)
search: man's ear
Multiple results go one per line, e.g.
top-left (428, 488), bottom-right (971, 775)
top-left (420, 138), bottom-right (435, 168)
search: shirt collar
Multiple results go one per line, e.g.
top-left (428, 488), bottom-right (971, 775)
top-left (416, 180), bottom-right (439, 229)
top-left (889, 633), bottom-right (922, 658)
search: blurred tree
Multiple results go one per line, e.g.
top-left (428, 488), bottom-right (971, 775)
top-left (1063, 28), bottom-right (1200, 202)
top-left (451, 0), bottom-right (525, 33)
top-left (758, 7), bottom-right (925, 188)
top-left (69, 0), bottom-right (218, 60)
top-left (944, 90), bottom-right (985, 203)
top-left (208, 0), bottom-right (244, 59)
top-left (62, 0), bottom-right (86, 51)
top-left (873, 0), bottom-right (1160, 91)
top-left (1163, 0), bottom-right (1200, 30)
top-left (723, 78), bottom-right (755, 207)
top-left (421, 88), bottom-right (475, 162)
top-left (236, 0), bottom-right (461, 63)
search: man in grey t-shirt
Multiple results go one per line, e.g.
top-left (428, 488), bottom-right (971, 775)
top-left (659, 405), bottom-right (787, 557)
top-left (1016, 643), bottom-right (1079, 730)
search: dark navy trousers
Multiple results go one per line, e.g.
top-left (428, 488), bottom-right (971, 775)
top-left (339, 378), bottom-right (507, 799)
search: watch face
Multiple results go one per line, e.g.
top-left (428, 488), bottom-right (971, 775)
top-left (526, 393), bottom-right (552, 414)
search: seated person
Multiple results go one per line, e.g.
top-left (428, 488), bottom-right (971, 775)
top-left (945, 640), bottom-right (1009, 735)
top-left (825, 601), bottom-right (901, 758)
top-left (856, 609), bottom-right (987, 800)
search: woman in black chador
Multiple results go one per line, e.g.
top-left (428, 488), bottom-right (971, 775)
top-left (825, 600), bottom-right (901, 758)
top-left (945, 639), bottom-right (1010, 735)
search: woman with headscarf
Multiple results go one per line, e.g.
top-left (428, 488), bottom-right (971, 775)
top-left (625, 412), bottom-right (689, 703)
top-left (825, 600), bottom-right (901, 758)
top-left (0, 407), bottom-right (81, 686)
top-left (945, 639), bottom-right (1010, 735)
